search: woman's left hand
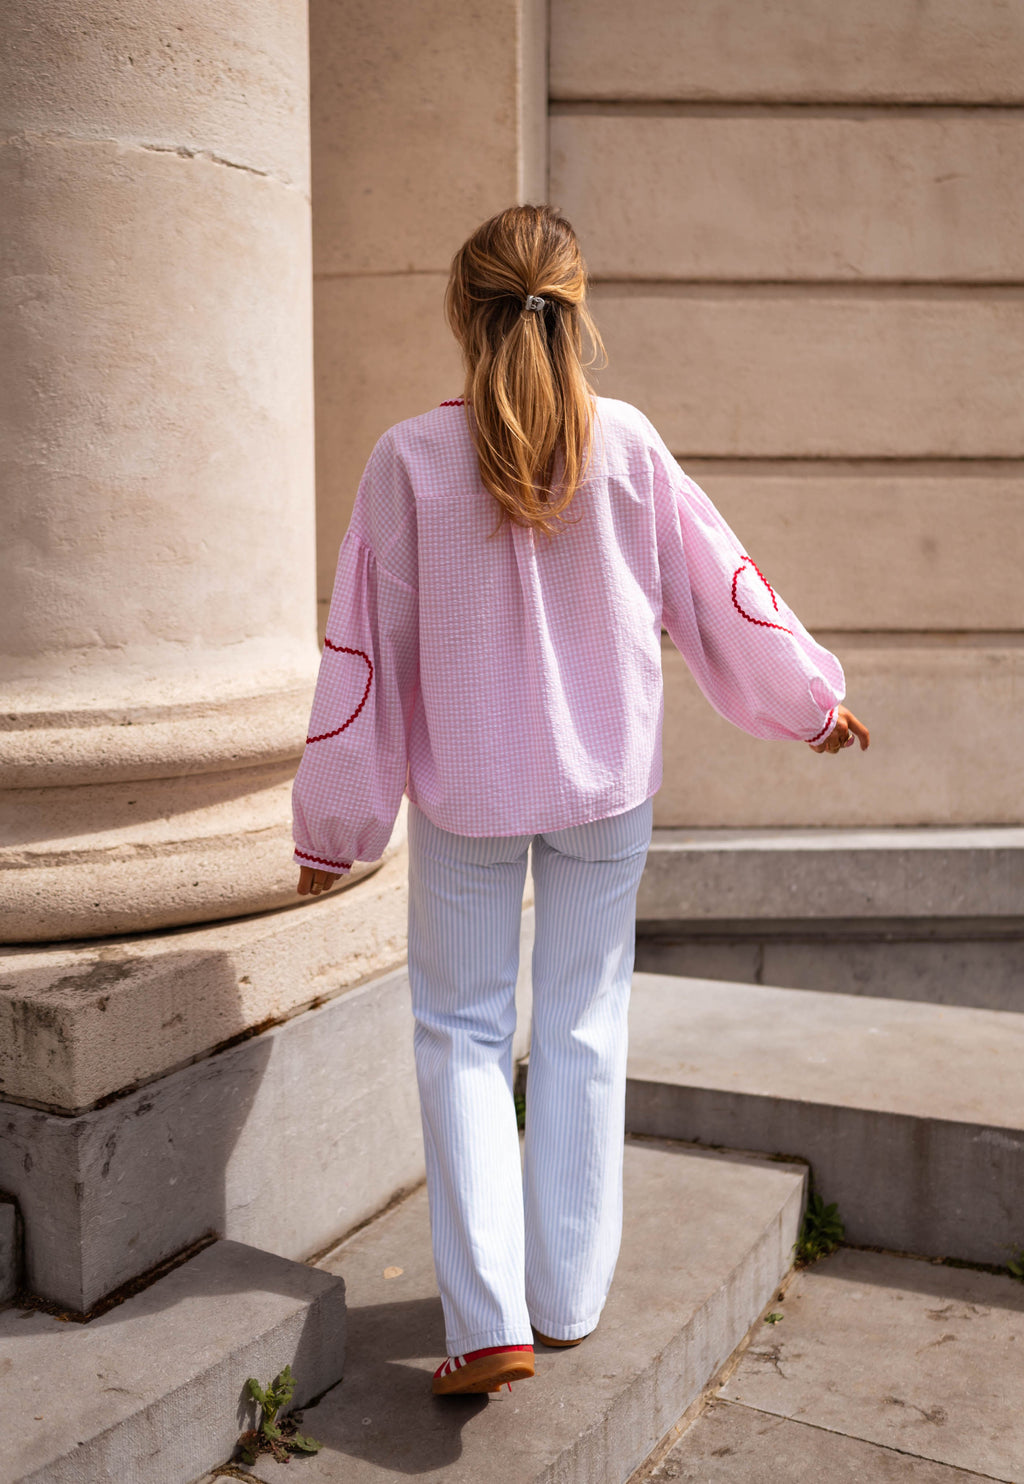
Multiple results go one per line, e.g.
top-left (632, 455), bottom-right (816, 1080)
top-left (297, 866), bottom-right (343, 896)
top-left (809, 705), bottom-right (870, 755)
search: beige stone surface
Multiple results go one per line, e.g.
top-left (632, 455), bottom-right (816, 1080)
top-left (311, 0), bottom-right (544, 277)
top-left (657, 638), bottom-right (1024, 827)
top-left (0, 0), bottom-right (311, 189)
top-left (590, 286), bottom-right (1024, 458)
top-left (550, 0), bottom-right (1024, 103)
top-left (553, 110), bottom-right (1024, 282)
top-left (683, 461), bottom-right (1024, 633)
top-left (314, 272), bottom-right (462, 598)
top-left (0, 834), bottom-right (409, 1112)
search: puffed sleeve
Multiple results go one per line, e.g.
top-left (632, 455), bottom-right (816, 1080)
top-left (646, 419), bottom-right (844, 744)
top-left (291, 441), bottom-right (419, 874)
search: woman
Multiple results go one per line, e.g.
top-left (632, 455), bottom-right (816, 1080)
top-left (292, 204), bottom-right (868, 1396)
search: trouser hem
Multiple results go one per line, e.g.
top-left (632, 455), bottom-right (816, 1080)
top-left (444, 1325), bottom-right (536, 1355)
top-left (527, 1305), bottom-right (604, 1342)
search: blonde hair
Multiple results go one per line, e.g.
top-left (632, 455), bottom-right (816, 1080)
top-left (445, 204), bottom-right (605, 536)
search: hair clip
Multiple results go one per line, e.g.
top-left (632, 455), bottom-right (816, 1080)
top-left (523, 295), bottom-right (547, 313)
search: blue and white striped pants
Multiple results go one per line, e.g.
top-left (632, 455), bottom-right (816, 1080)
top-left (407, 796), bottom-right (653, 1354)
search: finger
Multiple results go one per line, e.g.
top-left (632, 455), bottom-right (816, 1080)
top-left (846, 714), bottom-right (871, 750)
top-left (297, 867), bottom-right (313, 896)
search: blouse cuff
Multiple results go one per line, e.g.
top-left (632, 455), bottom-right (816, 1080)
top-left (293, 846), bottom-right (353, 875)
top-left (806, 707), bottom-right (839, 746)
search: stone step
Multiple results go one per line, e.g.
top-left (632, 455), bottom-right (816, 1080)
top-left (638, 825), bottom-right (1024, 923)
top-left (0, 1195), bottom-right (18, 1305)
top-left (626, 972), bottom-right (1024, 1266)
top-left (643, 1246), bottom-right (1024, 1482)
top-left (636, 826), bottom-right (1024, 1010)
top-left (1, 1238), bottom-right (346, 1484)
top-left (0, 928), bottom-right (532, 1315)
top-left (235, 1137), bottom-right (806, 1484)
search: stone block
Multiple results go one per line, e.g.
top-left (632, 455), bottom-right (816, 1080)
top-left (590, 286), bottom-right (1024, 458)
top-left (311, 0), bottom-right (545, 277)
top-left (637, 826), bottom-right (1024, 922)
top-left (0, 831), bottom-right (409, 1114)
top-left (2, 1238), bottom-right (345, 1484)
top-left (244, 1140), bottom-right (806, 1483)
top-left (636, 925), bottom-right (1024, 1012)
top-left (682, 461), bottom-right (1024, 633)
top-left (0, 913), bottom-right (533, 1311)
top-left (0, 1195), bottom-right (19, 1304)
top-left (626, 973), bottom-right (1024, 1264)
top-left (554, 110), bottom-right (1024, 282)
top-left (550, 0), bottom-right (1024, 103)
top-left (657, 639), bottom-right (1024, 827)
top-left (313, 273), bottom-right (462, 599)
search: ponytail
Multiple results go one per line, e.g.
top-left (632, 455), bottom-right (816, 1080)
top-left (445, 205), bottom-right (605, 536)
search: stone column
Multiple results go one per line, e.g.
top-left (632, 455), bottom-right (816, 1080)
top-left (0, 2), bottom-right (329, 941)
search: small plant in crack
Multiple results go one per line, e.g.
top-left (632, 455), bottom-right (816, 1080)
top-left (794, 1192), bottom-right (845, 1266)
top-left (1007, 1249), bottom-right (1024, 1283)
top-left (236, 1365), bottom-right (321, 1465)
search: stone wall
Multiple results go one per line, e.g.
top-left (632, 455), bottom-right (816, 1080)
top-left (310, 0), bottom-right (547, 630)
top-left (550, 0), bottom-right (1024, 826)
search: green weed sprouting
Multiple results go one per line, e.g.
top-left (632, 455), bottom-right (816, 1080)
top-left (1007, 1250), bottom-right (1024, 1283)
top-left (794, 1192), bottom-right (845, 1266)
top-left (237, 1364), bottom-right (322, 1465)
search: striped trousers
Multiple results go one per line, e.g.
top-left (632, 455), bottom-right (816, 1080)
top-left (407, 796), bottom-right (653, 1355)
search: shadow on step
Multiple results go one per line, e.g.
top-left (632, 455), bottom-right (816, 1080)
top-left (305, 1295), bottom-right (488, 1473)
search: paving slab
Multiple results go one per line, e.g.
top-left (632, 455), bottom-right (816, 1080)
top-left (646, 1397), bottom-right (1004, 1482)
top-left (241, 1137), bottom-right (806, 1484)
top-left (716, 1248), bottom-right (1024, 1482)
top-left (626, 973), bottom-right (1024, 1264)
top-left (1, 1239), bottom-right (345, 1484)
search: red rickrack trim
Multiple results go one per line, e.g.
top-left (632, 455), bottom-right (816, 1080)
top-left (807, 708), bottom-right (838, 745)
top-left (731, 557), bottom-right (792, 635)
top-left (305, 643), bottom-right (373, 743)
top-left (295, 847), bottom-right (353, 871)
top-left (439, 398), bottom-right (465, 406)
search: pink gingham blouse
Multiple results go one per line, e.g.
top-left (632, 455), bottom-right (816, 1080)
top-left (292, 397), bottom-right (844, 874)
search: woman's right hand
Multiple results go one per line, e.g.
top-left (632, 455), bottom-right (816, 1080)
top-left (810, 705), bottom-right (870, 755)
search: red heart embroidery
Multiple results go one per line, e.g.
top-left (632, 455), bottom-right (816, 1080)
top-left (731, 557), bottom-right (792, 634)
top-left (305, 641), bottom-right (374, 744)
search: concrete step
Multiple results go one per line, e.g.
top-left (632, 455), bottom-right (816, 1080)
top-left (0, 1195), bottom-right (19, 1305)
top-left (1, 1238), bottom-right (345, 1484)
top-left (235, 1137), bottom-right (806, 1484)
top-left (626, 972), bottom-right (1024, 1266)
top-left (636, 827), bottom-right (1024, 1010)
top-left (0, 937), bottom-right (531, 1315)
top-left (644, 1246), bottom-right (1024, 1482)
